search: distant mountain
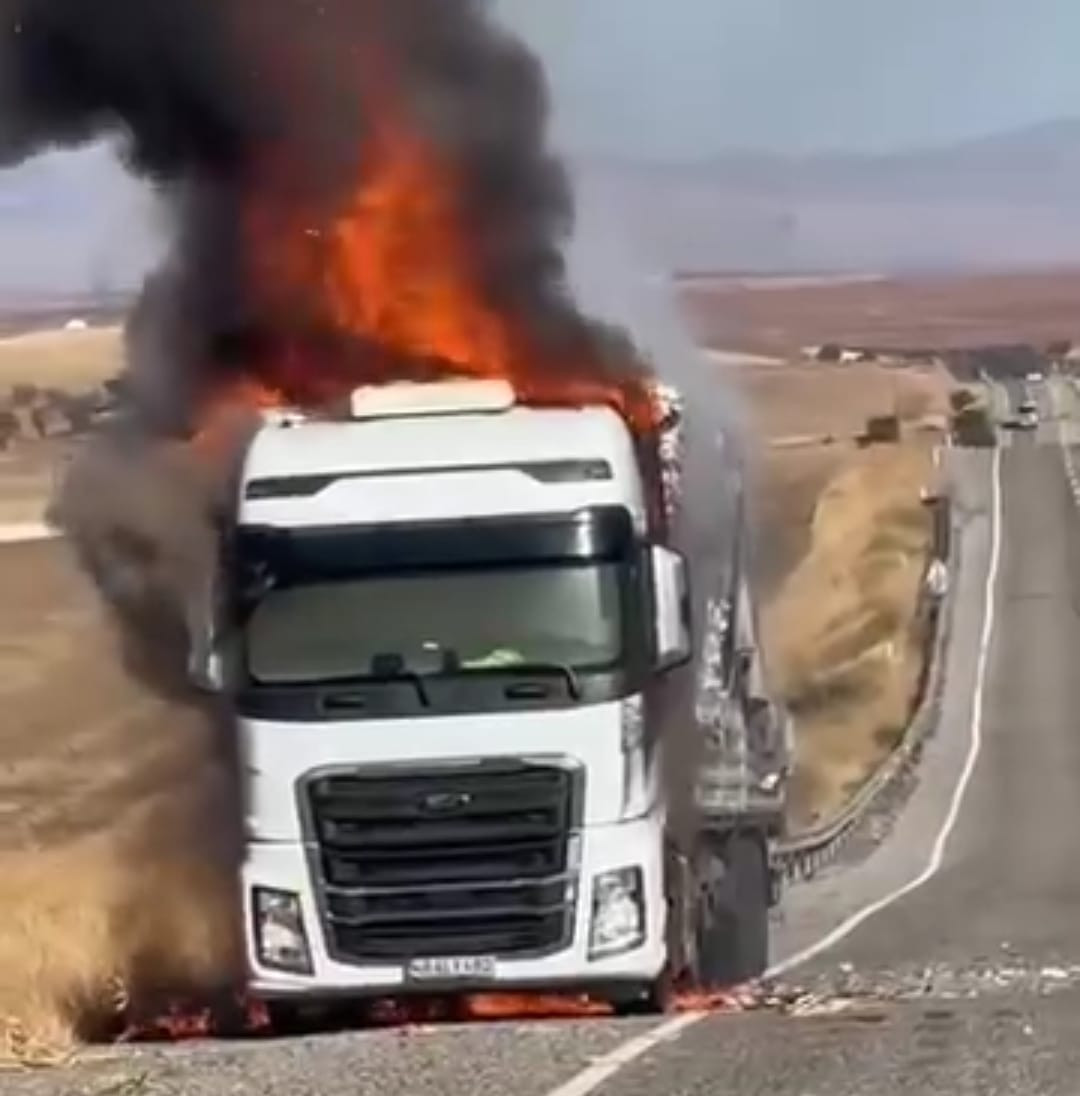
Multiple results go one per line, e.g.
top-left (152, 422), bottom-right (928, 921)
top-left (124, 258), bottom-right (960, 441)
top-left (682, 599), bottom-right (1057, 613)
top-left (571, 119), bottom-right (1080, 275)
top-left (6, 120), bottom-right (1080, 299)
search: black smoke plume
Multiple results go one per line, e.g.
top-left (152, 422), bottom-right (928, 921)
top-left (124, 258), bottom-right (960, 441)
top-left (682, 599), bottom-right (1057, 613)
top-left (0, 3), bottom-right (670, 1026)
top-left (1, 0), bottom-right (635, 429)
top-left (0, 0), bottom-right (649, 686)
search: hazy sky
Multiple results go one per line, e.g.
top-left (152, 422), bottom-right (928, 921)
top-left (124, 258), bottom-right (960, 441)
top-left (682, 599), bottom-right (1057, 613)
top-left (4, 1), bottom-right (1080, 291)
top-left (497, 0), bottom-right (1080, 157)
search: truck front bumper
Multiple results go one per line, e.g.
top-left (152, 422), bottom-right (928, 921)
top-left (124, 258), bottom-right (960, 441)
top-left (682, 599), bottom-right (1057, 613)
top-left (242, 814), bottom-right (668, 999)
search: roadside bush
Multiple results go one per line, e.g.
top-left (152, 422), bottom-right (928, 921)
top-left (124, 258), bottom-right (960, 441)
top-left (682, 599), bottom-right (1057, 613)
top-left (895, 388), bottom-right (932, 422)
top-left (862, 414), bottom-right (901, 445)
top-left (951, 406), bottom-right (997, 448)
top-left (949, 388), bottom-right (977, 414)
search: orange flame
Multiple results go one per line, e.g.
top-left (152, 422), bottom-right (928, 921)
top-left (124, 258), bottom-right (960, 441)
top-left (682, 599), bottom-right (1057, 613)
top-left (190, 376), bottom-right (286, 463)
top-left (461, 993), bottom-right (612, 1022)
top-left (364, 993), bottom-right (611, 1029)
top-left (227, 93), bottom-right (655, 435)
top-left (121, 983), bottom-right (764, 1044)
top-left (323, 125), bottom-right (514, 380)
top-left (121, 994), bottom-right (270, 1043)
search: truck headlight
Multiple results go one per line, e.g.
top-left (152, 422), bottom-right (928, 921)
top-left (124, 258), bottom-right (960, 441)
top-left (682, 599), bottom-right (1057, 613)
top-left (758, 771), bottom-right (783, 792)
top-left (589, 867), bottom-right (645, 959)
top-left (253, 888), bottom-right (313, 975)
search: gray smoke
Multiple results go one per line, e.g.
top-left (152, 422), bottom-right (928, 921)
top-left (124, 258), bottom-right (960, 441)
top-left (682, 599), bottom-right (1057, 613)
top-left (50, 430), bottom-right (233, 695)
top-left (564, 170), bottom-right (761, 845)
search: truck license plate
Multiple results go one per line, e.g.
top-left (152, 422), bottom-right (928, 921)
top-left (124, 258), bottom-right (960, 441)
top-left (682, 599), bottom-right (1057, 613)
top-left (406, 955), bottom-right (496, 982)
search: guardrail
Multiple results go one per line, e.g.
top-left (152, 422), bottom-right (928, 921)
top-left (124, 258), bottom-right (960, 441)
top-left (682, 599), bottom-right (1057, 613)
top-left (773, 490), bottom-right (956, 882)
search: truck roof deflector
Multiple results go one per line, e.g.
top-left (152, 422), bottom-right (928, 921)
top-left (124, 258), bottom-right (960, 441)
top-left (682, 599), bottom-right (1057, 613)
top-left (349, 379), bottom-right (516, 420)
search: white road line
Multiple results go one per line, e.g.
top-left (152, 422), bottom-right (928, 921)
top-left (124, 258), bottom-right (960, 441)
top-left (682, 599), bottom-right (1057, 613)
top-left (1053, 382), bottom-right (1080, 503)
top-left (542, 1014), bottom-right (701, 1096)
top-left (0, 521), bottom-right (59, 543)
top-left (543, 447), bottom-right (1004, 1096)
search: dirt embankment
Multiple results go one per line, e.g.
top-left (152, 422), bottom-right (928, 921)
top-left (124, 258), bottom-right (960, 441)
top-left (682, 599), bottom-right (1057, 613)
top-left (723, 356), bottom-right (950, 829)
top-left (764, 444), bottom-right (938, 825)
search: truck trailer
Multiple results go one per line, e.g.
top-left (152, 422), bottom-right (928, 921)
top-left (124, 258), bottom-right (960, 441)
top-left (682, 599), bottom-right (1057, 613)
top-left (191, 377), bottom-right (791, 1017)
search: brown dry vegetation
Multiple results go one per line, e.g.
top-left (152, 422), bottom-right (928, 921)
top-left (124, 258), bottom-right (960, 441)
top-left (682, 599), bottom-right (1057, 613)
top-left (728, 358), bottom-right (949, 594)
top-left (763, 445), bottom-right (937, 826)
top-left (0, 543), bottom-right (242, 1056)
top-left (680, 268), bottom-right (1080, 356)
top-left (730, 358), bottom-right (948, 443)
top-left (0, 327), bottom-right (122, 390)
top-left (0, 328), bottom-right (125, 527)
top-left (719, 356), bottom-right (949, 827)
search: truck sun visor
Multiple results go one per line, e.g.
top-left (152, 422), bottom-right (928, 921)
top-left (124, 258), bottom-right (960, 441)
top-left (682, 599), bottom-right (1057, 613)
top-left (244, 460), bottom-right (613, 500)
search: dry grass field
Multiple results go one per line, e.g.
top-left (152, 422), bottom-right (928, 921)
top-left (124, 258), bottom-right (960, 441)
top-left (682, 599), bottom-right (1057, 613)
top-left (680, 268), bottom-right (1080, 356)
top-left (763, 445), bottom-right (937, 825)
top-left (0, 327), bottom-right (240, 1053)
top-left (0, 326), bottom-right (122, 390)
top-left (0, 541), bottom-right (241, 1057)
top-left (720, 355), bottom-right (949, 827)
top-left (0, 326), bottom-right (123, 525)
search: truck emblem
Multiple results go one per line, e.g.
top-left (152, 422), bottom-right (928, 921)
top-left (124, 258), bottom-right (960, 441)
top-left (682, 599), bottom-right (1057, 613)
top-left (420, 791), bottom-right (472, 814)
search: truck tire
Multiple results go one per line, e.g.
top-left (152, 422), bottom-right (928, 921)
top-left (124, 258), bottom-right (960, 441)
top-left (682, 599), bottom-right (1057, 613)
top-left (263, 999), bottom-right (332, 1035)
top-left (612, 968), bottom-right (675, 1016)
top-left (696, 832), bottom-right (769, 987)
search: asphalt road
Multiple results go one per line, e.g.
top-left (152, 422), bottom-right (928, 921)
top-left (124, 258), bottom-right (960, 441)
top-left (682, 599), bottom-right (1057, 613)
top-left (994, 373), bottom-right (1052, 449)
top-left (603, 431), bottom-right (1080, 1096)
top-left (9, 414), bottom-right (1080, 1094)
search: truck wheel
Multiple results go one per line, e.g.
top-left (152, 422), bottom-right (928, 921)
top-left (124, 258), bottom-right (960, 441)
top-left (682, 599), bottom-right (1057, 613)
top-left (263, 1000), bottom-right (312, 1035)
top-left (696, 833), bottom-right (769, 987)
top-left (612, 969), bottom-right (675, 1016)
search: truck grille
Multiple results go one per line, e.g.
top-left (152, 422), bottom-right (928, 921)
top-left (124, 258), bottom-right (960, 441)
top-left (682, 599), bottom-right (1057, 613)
top-left (305, 761), bottom-right (579, 962)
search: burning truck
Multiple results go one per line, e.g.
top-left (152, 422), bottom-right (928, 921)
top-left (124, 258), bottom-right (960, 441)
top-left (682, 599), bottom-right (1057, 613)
top-left (5, 0), bottom-right (790, 1022)
top-left (181, 372), bottom-right (791, 1019)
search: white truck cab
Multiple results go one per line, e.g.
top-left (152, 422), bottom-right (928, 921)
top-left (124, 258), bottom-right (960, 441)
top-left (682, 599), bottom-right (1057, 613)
top-left (198, 379), bottom-right (788, 1016)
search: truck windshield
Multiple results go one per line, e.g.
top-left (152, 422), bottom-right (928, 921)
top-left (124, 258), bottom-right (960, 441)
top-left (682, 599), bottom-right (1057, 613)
top-left (245, 561), bottom-right (623, 686)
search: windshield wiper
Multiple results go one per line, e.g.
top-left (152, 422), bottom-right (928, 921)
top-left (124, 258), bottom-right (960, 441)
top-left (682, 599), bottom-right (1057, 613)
top-left (481, 661), bottom-right (582, 701)
top-left (319, 670), bottom-right (431, 709)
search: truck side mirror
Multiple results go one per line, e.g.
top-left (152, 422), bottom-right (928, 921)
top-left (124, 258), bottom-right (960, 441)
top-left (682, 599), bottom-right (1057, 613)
top-left (651, 545), bottom-right (692, 672)
top-left (732, 645), bottom-right (757, 696)
top-left (735, 646), bottom-right (754, 681)
top-left (188, 642), bottom-right (226, 694)
top-left (186, 594), bottom-right (228, 694)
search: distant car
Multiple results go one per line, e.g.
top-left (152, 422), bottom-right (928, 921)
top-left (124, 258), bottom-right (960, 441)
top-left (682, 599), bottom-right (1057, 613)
top-left (1016, 400), bottom-right (1039, 430)
top-left (1026, 371), bottom-right (1045, 383)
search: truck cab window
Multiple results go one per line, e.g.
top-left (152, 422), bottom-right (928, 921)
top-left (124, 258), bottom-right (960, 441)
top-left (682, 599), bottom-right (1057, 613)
top-left (245, 561), bottom-right (624, 686)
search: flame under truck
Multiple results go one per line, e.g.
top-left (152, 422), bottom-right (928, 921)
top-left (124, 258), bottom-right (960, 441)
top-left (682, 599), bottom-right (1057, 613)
top-left (192, 378), bottom-right (792, 1017)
